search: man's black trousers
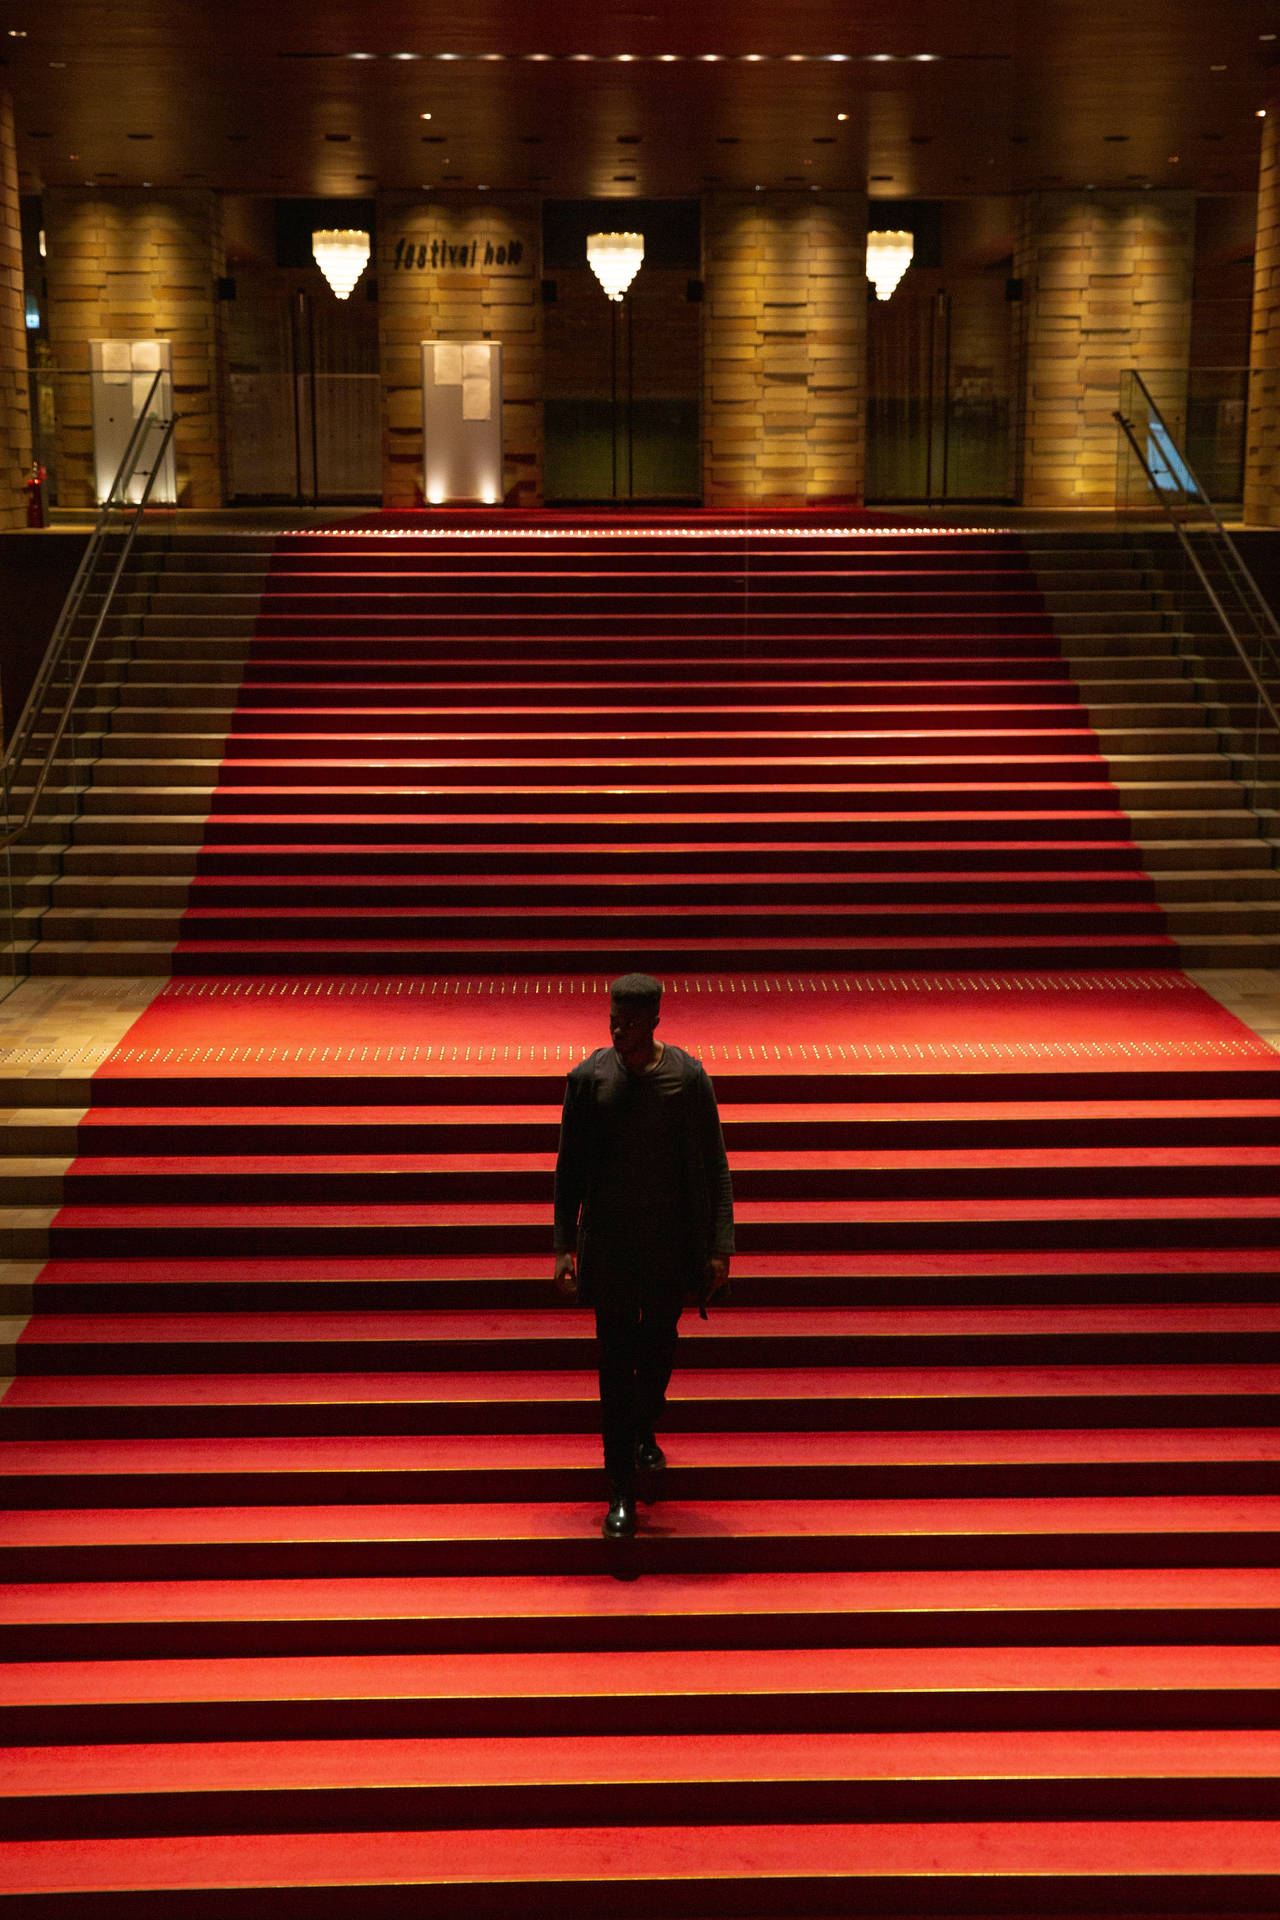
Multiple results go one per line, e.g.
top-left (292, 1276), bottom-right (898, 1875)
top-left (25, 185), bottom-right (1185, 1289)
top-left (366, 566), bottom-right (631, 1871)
top-left (593, 1289), bottom-right (683, 1485)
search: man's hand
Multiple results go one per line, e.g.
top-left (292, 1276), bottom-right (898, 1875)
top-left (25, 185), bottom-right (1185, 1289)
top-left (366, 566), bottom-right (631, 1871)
top-left (553, 1251), bottom-right (579, 1298)
top-left (698, 1254), bottom-right (730, 1316)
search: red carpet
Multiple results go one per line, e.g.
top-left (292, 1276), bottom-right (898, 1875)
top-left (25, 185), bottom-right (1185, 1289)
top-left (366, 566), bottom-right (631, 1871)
top-left (2, 523), bottom-right (1278, 1912)
top-left (173, 525), bottom-right (1177, 973)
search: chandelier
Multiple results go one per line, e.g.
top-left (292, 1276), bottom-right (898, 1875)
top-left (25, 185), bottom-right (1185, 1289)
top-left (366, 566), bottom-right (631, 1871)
top-left (587, 230), bottom-right (645, 302)
top-left (866, 230), bottom-right (914, 301)
top-left (311, 229), bottom-right (371, 300)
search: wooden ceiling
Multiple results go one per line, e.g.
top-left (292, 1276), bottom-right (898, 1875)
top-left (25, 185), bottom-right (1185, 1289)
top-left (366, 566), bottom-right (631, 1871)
top-left (7, 1), bottom-right (1278, 205)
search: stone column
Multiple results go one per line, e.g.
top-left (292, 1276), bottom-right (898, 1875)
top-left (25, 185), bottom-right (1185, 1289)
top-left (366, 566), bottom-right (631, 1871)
top-left (1016, 191), bottom-right (1194, 508)
top-left (42, 188), bottom-right (228, 509)
top-left (1244, 104), bottom-right (1280, 527)
top-left (702, 192), bottom-right (867, 510)
top-left (378, 193), bottom-right (542, 509)
top-left (0, 90), bottom-right (33, 531)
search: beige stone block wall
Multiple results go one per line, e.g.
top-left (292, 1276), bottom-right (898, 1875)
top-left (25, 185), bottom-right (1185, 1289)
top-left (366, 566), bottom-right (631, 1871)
top-left (0, 92), bottom-right (33, 531)
top-left (702, 193), bottom-right (866, 509)
top-left (377, 194), bottom-right (542, 508)
top-left (1245, 106), bottom-right (1280, 528)
top-left (1016, 191), bottom-right (1194, 509)
top-left (42, 189), bottom-right (227, 509)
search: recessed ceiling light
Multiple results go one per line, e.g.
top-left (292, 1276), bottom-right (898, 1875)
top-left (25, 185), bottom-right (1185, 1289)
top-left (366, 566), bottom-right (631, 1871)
top-left (699, 54), bottom-right (723, 62)
top-left (49, 61), bottom-right (67, 68)
top-left (1211, 63), bottom-right (1227, 71)
top-left (614, 53), bottom-right (635, 61)
top-left (420, 112), bottom-right (432, 120)
top-left (391, 53), bottom-right (420, 61)
top-left (742, 54), bottom-right (765, 62)
top-left (785, 54), bottom-right (807, 62)
top-left (915, 54), bottom-right (938, 62)
top-left (1262, 32), bottom-right (1277, 40)
top-left (347, 52), bottom-right (376, 61)
top-left (526, 53), bottom-right (553, 60)
top-left (869, 54), bottom-right (894, 63)
top-left (837, 112), bottom-right (849, 121)
top-left (8, 28), bottom-right (27, 37)
top-left (435, 54), bottom-right (461, 62)
top-left (480, 53), bottom-right (504, 61)
top-left (1259, 109), bottom-right (1269, 118)
top-left (825, 54), bottom-right (850, 62)
top-left (658, 53), bottom-right (679, 62)
top-left (570, 54), bottom-right (595, 61)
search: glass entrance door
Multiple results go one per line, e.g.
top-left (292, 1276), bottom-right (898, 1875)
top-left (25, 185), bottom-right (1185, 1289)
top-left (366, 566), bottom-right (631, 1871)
top-left (226, 271), bottom-right (381, 505)
top-left (542, 200), bottom-right (702, 505)
top-left (865, 214), bottom-right (1019, 506)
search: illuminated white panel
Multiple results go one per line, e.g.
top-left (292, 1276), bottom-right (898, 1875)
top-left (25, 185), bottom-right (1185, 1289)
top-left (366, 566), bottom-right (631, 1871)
top-left (421, 340), bottom-right (504, 505)
top-left (89, 338), bottom-right (177, 506)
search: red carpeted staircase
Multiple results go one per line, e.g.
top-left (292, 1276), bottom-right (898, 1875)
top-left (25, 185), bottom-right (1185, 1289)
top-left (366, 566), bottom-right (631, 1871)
top-left (1, 522), bottom-right (1278, 1913)
top-left (22, 521), bottom-right (1280, 972)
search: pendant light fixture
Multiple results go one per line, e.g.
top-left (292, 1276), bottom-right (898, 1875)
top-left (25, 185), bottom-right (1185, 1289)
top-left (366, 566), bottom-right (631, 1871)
top-left (866, 229), bottom-right (914, 300)
top-left (587, 230), bottom-right (645, 301)
top-left (311, 228), bottom-right (371, 299)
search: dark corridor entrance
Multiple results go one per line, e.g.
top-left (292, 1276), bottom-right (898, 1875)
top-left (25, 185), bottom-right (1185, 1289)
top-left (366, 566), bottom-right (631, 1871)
top-left (864, 201), bottom-right (1019, 505)
top-left (542, 200), bottom-right (702, 505)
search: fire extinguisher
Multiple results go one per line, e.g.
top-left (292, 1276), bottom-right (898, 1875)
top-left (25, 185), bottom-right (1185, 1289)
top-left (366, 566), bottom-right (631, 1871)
top-left (24, 461), bottom-right (46, 528)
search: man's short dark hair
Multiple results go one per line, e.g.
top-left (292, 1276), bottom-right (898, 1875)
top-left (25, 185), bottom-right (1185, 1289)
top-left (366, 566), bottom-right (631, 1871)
top-left (609, 972), bottom-right (663, 1013)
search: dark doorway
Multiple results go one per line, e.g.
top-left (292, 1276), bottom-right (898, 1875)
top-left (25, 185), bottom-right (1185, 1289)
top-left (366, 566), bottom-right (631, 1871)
top-left (225, 200), bottom-right (381, 505)
top-left (542, 200), bottom-right (701, 505)
top-left (865, 200), bottom-right (1018, 504)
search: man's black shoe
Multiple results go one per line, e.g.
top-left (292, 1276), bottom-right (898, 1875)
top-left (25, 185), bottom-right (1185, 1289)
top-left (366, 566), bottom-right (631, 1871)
top-left (602, 1485), bottom-right (637, 1539)
top-left (635, 1433), bottom-right (666, 1472)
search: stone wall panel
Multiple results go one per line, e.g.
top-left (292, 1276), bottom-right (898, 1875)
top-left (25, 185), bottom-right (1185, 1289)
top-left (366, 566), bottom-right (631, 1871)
top-left (702, 192), bottom-right (866, 508)
top-left (377, 193), bottom-right (541, 508)
top-left (0, 91), bottom-right (33, 530)
top-left (1245, 106), bottom-right (1280, 528)
top-left (43, 188), bottom-right (227, 508)
top-left (1017, 191), bottom-right (1194, 509)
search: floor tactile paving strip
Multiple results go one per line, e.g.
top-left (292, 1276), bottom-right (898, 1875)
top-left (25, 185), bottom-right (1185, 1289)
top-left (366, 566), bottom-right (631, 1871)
top-left (91, 971), bottom-right (1280, 1079)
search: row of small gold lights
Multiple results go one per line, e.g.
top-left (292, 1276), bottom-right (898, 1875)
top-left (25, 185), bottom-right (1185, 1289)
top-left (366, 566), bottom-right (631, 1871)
top-left (283, 525), bottom-right (1003, 537)
top-left (340, 53), bottom-right (943, 64)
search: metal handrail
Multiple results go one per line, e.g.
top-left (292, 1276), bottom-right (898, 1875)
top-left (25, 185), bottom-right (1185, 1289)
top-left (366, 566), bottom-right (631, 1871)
top-left (1114, 395), bottom-right (1280, 807)
top-left (0, 371), bottom-right (177, 857)
top-left (1118, 372), bottom-right (1280, 667)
